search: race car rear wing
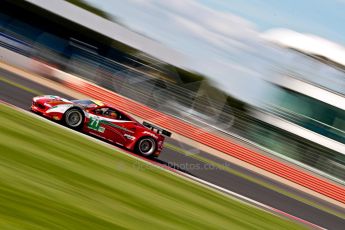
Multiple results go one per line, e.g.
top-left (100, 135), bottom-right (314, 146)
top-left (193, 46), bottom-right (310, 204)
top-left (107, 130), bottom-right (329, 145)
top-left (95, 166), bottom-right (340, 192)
top-left (143, 121), bottom-right (172, 137)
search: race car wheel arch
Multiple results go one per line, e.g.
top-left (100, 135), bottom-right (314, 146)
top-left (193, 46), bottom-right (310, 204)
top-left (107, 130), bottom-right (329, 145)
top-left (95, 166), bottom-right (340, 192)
top-left (135, 136), bottom-right (157, 157)
top-left (63, 107), bottom-right (84, 130)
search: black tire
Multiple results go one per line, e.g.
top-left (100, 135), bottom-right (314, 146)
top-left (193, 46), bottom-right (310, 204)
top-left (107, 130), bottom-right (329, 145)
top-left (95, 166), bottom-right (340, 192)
top-left (63, 108), bottom-right (84, 130)
top-left (135, 137), bottom-right (157, 157)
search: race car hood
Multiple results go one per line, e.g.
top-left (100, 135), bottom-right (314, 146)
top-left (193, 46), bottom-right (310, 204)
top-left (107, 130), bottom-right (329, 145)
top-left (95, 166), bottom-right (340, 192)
top-left (33, 95), bottom-right (72, 108)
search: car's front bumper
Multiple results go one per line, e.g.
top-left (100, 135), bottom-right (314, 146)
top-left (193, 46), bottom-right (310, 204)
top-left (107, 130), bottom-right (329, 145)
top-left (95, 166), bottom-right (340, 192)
top-left (31, 104), bottom-right (63, 121)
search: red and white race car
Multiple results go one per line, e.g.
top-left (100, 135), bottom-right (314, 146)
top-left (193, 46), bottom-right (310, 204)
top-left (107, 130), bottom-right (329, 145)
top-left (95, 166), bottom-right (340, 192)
top-left (31, 95), bottom-right (171, 157)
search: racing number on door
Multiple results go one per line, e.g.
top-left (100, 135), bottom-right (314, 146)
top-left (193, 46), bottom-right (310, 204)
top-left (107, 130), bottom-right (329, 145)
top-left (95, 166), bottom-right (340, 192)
top-left (88, 116), bottom-right (100, 129)
top-left (88, 116), bottom-right (104, 132)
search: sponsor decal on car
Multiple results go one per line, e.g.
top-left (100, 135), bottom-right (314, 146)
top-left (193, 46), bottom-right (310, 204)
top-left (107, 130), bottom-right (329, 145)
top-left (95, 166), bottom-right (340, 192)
top-left (124, 134), bottom-right (136, 140)
top-left (143, 131), bottom-right (158, 139)
top-left (87, 116), bottom-right (105, 133)
top-left (87, 115), bottom-right (134, 134)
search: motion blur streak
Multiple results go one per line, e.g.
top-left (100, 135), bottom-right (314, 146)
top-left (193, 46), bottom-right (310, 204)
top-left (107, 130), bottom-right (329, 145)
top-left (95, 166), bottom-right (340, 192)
top-left (1, 0), bottom-right (345, 229)
top-left (0, 62), bottom-right (344, 230)
top-left (1, 103), bottom-right (307, 229)
top-left (59, 71), bottom-right (345, 204)
top-left (1, 100), bottom-right (326, 229)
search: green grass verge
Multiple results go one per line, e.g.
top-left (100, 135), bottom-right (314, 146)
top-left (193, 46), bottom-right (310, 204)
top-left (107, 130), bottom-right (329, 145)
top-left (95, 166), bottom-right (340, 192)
top-left (0, 104), bottom-right (304, 230)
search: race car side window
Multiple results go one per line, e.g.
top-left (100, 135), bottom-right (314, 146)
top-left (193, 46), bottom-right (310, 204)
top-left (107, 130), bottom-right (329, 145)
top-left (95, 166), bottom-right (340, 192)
top-left (103, 108), bottom-right (119, 119)
top-left (117, 112), bottom-right (131, 121)
top-left (93, 108), bottom-right (106, 115)
top-left (92, 107), bottom-right (131, 121)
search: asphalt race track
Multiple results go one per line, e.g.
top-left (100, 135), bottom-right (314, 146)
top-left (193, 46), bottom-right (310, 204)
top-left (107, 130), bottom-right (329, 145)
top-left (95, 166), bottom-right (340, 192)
top-left (1, 68), bottom-right (344, 229)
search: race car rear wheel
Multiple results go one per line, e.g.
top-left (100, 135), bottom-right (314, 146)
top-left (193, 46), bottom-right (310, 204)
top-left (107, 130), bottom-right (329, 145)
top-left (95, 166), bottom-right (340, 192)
top-left (136, 137), bottom-right (157, 157)
top-left (63, 108), bottom-right (84, 130)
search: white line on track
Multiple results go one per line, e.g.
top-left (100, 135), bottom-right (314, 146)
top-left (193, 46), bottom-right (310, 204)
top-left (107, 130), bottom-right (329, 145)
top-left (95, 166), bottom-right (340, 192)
top-left (0, 100), bottom-right (325, 230)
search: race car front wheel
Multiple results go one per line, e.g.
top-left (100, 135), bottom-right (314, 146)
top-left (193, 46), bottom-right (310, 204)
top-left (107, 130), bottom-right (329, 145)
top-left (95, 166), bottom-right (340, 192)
top-left (63, 108), bottom-right (84, 130)
top-left (136, 137), bottom-right (157, 157)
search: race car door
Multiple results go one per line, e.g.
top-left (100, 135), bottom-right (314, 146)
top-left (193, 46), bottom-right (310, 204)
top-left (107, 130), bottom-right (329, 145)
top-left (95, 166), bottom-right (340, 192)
top-left (86, 107), bottom-right (134, 146)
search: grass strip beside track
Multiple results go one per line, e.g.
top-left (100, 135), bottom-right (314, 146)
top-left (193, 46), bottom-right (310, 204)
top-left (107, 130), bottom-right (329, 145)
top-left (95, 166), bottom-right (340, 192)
top-left (0, 104), bottom-right (304, 229)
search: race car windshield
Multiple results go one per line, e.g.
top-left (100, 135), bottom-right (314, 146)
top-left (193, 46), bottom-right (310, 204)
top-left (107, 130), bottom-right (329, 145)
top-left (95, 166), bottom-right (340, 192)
top-left (71, 99), bottom-right (94, 107)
